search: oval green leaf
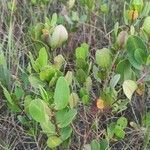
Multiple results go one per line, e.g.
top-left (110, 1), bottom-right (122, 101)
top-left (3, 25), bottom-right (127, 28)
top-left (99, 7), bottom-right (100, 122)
top-left (54, 77), bottom-right (70, 110)
top-left (29, 99), bottom-right (49, 123)
top-left (126, 36), bottom-right (147, 70)
top-left (47, 136), bottom-right (62, 148)
top-left (123, 80), bottom-right (137, 100)
top-left (56, 109), bottom-right (77, 128)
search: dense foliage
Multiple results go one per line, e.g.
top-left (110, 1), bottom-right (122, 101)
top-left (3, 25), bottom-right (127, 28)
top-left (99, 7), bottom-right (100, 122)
top-left (0, 0), bottom-right (150, 149)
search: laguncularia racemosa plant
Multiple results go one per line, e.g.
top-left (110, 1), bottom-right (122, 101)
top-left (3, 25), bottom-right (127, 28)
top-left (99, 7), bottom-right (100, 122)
top-left (1, 1), bottom-right (150, 149)
top-left (30, 13), bottom-right (68, 52)
top-left (26, 47), bottom-right (78, 148)
top-left (1, 46), bottom-right (77, 149)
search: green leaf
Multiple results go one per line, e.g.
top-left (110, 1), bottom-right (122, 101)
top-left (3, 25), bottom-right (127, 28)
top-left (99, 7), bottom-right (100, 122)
top-left (29, 75), bottom-right (45, 88)
top-left (126, 36), bottom-right (147, 70)
top-left (80, 88), bottom-right (88, 97)
top-left (36, 47), bottom-right (48, 69)
top-left (76, 69), bottom-right (87, 84)
top-left (40, 120), bottom-right (55, 135)
top-left (93, 65), bottom-right (101, 82)
top-left (110, 74), bottom-right (121, 88)
top-left (54, 77), bottom-right (70, 110)
top-left (107, 122), bottom-right (116, 139)
top-left (123, 80), bottom-right (137, 100)
top-left (45, 17), bottom-right (51, 29)
top-left (123, 2), bottom-right (129, 25)
top-left (117, 117), bottom-right (128, 129)
top-left (82, 94), bottom-right (89, 105)
top-left (75, 43), bottom-right (89, 60)
top-left (65, 71), bottom-right (73, 85)
top-left (29, 52), bottom-right (39, 72)
top-left (114, 126), bottom-right (125, 139)
top-left (69, 93), bottom-right (79, 109)
top-left (50, 13), bottom-right (57, 27)
top-left (15, 86), bottom-right (24, 99)
top-left (54, 55), bottom-right (65, 70)
top-left (68, 0), bottom-right (76, 9)
top-left (56, 109), bottom-right (77, 128)
top-left (39, 66), bottom-right (56, 81)
top-left (39, 86), bottom-right (49, 103)
top-left (17, 115), bottom-right (28, 126)
top-left (85, 77), bottom-right (92, 92)
top-left (99, 139), bottom-right (109, 150)
top-left (134, 48), bottom-right (147, 65)
top-left (72, 11), bottom-right (79, 22)
top-left (1, 85), bottom-right (13, 105)
top-left (56, 108), bottom-right (68, 120)
top-left (100, 3), bottom-right (109, 14)
top-left (76, 58), bottom-right (88, 70)
top-left (33, 23), bottom-right (44, 40)
top-left (29, 99), bottom-right (49, 123)
top-left (0, 51), bottom-right (10, 87)
top-left (141, 2), bottom-right (150, 17)
top-left (114, 22), bottom-right (119, 38)
top-left (24, 95), bottom-right (32, 113)
top-left (146, 55), bottom-right (150, 66)
top-left (143, 112), bottom-right (150, 126)
top-left (47, 136), bottom-right (62, 148)
top-left (116, 59), bottom-right (135, 82)
top-left (60, 126), bottom-right (72, 141)
top-left (83, 144), bottom-right (91, 150)
top-left (96, 48), bottom-right (112, 69)
top-left (91, 139), bottom-right (100, 150)
top-left (85, 0), bottom-right (95, 10)
top-left (115, 99), bottom-right (129, 113)
top-left (131, 0), bottom-right (144, 12)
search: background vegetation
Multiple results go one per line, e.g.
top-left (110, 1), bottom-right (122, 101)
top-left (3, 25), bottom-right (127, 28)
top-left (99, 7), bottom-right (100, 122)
top-left (0, 0), bottom-right (150, 149)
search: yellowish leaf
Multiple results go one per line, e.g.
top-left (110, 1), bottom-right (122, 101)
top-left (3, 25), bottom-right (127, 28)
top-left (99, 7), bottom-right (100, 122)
top-left (96, 99), bottom-right (105, 110)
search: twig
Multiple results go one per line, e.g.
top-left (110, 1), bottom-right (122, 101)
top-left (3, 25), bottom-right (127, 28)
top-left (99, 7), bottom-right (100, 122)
top-left (71, 123), bottom-right (84, 137)
top-left (137, 71), bottom-right (150, 84)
